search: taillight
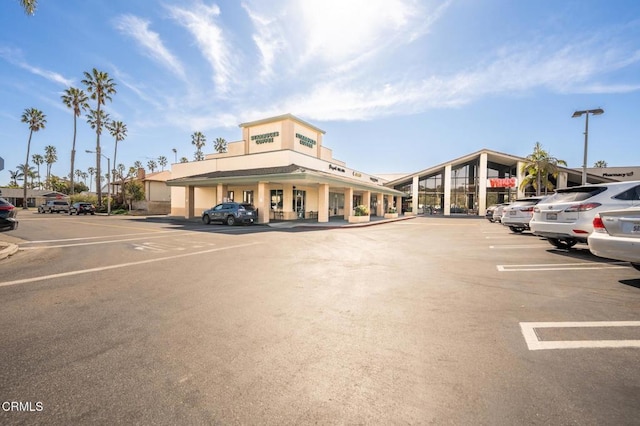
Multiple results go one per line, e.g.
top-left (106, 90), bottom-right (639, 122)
top-left (592, 215), bottom-right (607, 233)
top-left (520, 206), bottom-right (534, 212)
top-left (0, 204), bottom-right (14, 211)
top-left (564, 203), bottom-right (601, 212)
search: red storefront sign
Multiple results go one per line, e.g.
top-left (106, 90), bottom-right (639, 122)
top-left (487, 177), bottom-right (517, 188)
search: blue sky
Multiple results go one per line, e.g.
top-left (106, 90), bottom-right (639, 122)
top-left (1, 0), bottom-right (639, 186)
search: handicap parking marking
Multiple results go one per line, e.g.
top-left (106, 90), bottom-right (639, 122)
top-left (520, 321), bottom-right (640, 350)
top-left (497, 261), bottom-right (629, 272)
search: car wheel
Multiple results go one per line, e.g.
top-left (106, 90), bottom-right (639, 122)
top-left (90, 212), bottom-right (95, 215)
top-left (630, 263), bottom-right (640, 272)
top-left (202, 215), bottom-right (211, 225)
top-left (548, 238), bottom-right (577, 249)
top-left (509, 226), bottom-right (524, 233)
top-left (226, 215), bottom-right (236, 226)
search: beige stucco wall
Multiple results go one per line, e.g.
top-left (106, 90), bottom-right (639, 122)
top-left (146, 181), bottom-right (171, 202)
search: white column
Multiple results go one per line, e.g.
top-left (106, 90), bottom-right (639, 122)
top-left (411, 175), bottom-right (419, 215)
top-left (557, 172), bottom-right (568, 190)
top-left (257, 182), bottom-right (268, 224)
top-left (516, 161), bottom-right (526, 198)
top-left (185, 185), bottom-right (195, 219)
top-left (376, 192), bottom-right (385, 216)
top-left (345, 187), bottom-right (354, 217)
top-left (479, 153), bottom-right (488, 215)
top-left (443, 165), bottom-right (452, 215)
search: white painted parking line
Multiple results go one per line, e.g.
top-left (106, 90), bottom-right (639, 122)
top-left (490, 244), bottom-right (549, 249)
top-left (20, 232), bottom-right (196, 250)
top-left (497, 262), bottom-right (628, 272)
top-left (520, 321), bottom-right (640, 350)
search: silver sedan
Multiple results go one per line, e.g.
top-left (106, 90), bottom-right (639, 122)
top-left (588, 207), bottom-right (640, 272)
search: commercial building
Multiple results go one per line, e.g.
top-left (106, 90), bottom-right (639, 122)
top-left (167, 114), bottom-right (404, 224)
top-left (386, 149), bottom-right (618, 216)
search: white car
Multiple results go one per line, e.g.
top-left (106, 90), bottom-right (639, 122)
top-left (588, 208), bottom-right (640, 272)
top-left (501, 196), bottom-right (546, 233)
top-left (530, 180), bottom-right (640, 249)
top-left (491, 203), bottom-right (510, 223)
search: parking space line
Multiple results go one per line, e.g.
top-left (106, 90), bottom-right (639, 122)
top-left (520, 321), bottom-right (640, 350)
top-left (21, 232), bottom-right (197, 250)
top-left (490, 244), bottom-right (549, 249)
top-left (0, 242), bottom-right (261, 288)
top-left (497, 262), bottom-right (628, 272)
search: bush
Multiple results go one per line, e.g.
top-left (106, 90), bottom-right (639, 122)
top-left (387, 207), bottom-right (397, 214)
top-left (355, 205), bottom-right (369, 216)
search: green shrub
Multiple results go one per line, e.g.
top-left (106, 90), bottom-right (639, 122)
top-left (355, 205), bottom-right (369, 216)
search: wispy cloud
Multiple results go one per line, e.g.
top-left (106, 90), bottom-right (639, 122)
top-left (113, 14), bottom-right (186, 80)
top-left (167, 2), bottom-right (235, 95)
top-left (0, 46), bottom-right (73, 87)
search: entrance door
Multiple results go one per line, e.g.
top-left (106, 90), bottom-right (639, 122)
top-left (293, 189), bottom-right (306, 219)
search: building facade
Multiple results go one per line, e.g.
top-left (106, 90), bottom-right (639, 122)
top-left (167, 114), bottom-right (404, 223)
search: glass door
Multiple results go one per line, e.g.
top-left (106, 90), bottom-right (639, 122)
top-left (293, 189), bottom-right (306, 219)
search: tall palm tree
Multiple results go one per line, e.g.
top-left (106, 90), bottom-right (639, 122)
top-left (61, 86), bottom-right (89, 195)
top-left (74, 169), bottom-right (84, 193)
top-left (106, 120), bottom-right (127, 187)
top-left (214, 137), bottom-right (227, 153)
top-left (44, 145), bottom-right (57, 190)
top-left (133, 160), bottom-right (143, 170)
top-left (519, 142), bottom-right (567, 196)
top-left (21, 107), bottom-right (46, 208)
top-left (9, 169), bottom-right (23, 187)
top-left (81, 171), bottom-right (88, 186)
top-left (158, 156), bottom-right (167, 171)
top-left (147, 160), bottom-right (157, 173)
top-left (31, 153), bottom-right (44, 188)
top-left (87, 167), bottom-right (96, 192)
top-left (17, 164), bottom-right (37, 189)
top-left (82, 68), bottom-right (116, 207)
top-left (191, 131), bottom-right (206, 161)
top-left (19, 0), bottom-right (37, 15)
top-left (593, 160), bottom-right (608, 168)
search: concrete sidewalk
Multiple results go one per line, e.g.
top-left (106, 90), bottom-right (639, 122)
top-left (266, 215), bottom-right (415, 229)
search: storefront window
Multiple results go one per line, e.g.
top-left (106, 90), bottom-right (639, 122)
top-left (243, 190), bottom-right (253, 204)
top-left (270, 189), bottom-right (283, 210)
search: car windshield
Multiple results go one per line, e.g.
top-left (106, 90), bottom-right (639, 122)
top-left (543, 186), bottom-right (607, 203)
top-left (240, 204), bottom-right (255, 211)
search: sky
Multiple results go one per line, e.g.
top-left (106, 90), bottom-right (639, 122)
top-left (1, 0), bottom-right (639, 187)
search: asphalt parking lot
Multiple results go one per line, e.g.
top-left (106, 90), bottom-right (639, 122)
top-left (1, 213), bottom-right (639, 424)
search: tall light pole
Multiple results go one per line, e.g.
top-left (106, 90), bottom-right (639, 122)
top-left (172, 148), bottom-right (177, 163)
top-left (572, 108), bottom-right (604, 185)
top-left (86, 150), bottom-right (111, 216)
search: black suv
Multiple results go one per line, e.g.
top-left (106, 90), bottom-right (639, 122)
top-left (202, 202), bottom-right (256, 225)
top-left (69, 202), bottom-right (96, 215)
top-left (45, 200), bottom-right (70, 213)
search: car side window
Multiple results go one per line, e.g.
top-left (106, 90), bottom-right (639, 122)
top-left (213, 204), bottom-right (223, 211)
top-left (613, 185), bottom-right (640, 201)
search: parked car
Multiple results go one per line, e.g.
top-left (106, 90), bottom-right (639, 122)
top-left (69, 202), bottom-right (96, 215)
top-left (202, 202), bottom-right (257, 225)
top-left (530, 181), bottom-right (640, 249)
top-left (588, 208), bottom-right (640, 272)
top-left (492, 203), bottom-right (510, 223)
top-left (45, 200), bottom-right (70, 213)
top-left (37, 203), bottom-right (47, 213)
top-left (501, 196), bottom-right (546, 233)
top-left (486, 203), bottom-right (508, 222)
top-left (0, 197), bottom-right (18, 231)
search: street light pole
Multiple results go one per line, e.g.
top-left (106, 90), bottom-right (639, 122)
top-left (572, 108), bottom-right (604, 185)
top-left (86, 150), bottom-right (111, 216)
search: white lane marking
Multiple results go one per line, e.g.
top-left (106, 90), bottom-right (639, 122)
top-left (20, 232), bottom-right (197, 250)
top-left (497, 262), bottom-right (628, 272)
top-left (485, 236), bottom-right (525, 239)
top-left (490, 244), bottom-right (549, 249)
top-left (0, 242), bottom-right (261, 288)
top-left (520, 321), bottom-right (640, 350)
top-left (24, 230), bottom-right (180, 244)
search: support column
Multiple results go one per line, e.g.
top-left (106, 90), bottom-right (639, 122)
top-left (516, 160), bottom-right (526, 198)
top-left (345, 187), bottom-right (354, 217)
top-left (363, 191), bottom-right (371, 214)
top-left (318, 183), bottom-right (329, 223)
top-left (444, 165), bottom-right (452, 216)
top-left (216, 184), bottom-right (224, 204)
top-left (557, 172), bottom-right (568, 190)
top-left (479, 153), bottom-right (488, 215)
top-left (257, 181), bottom-right (268, 224)
top-left (411, 175), bottom-right (419, 215)
top-left (376, 192), bottom-right (385, 216)
top-left (185, 185), bottom-right (195, 219)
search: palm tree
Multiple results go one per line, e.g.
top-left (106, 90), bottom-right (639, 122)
top-left (8, 169), bottom-right (23, 187)
top-left (519, 142), bottom-right (567, 196)
top-left (21, 107), bottom-right (46, 208)
top-left (44, 145), bottom-right (57, 190)
top-left (106, 120), bottom-right (127, 186)
top-left (180, 157), bottom-right (188, 163)
top-left (82, 68), bottom-right (116, 207)
top-left (214, 137), bottom-right (227, 153)
top-left (61, 86), bottom-right (89, 195)
top-left (87, 167), bottom-right (96, 192)
top-left (74, 169), bottom-right (84, 193)
top-left (191, 131), bottom-right (206, 161)
top-left (133, 160), bottom-right (143, 170)
top-left (31, 153), bottom-right (44, 188)
top-left (172, 148), bottom-right (177, 163)
top-left (593, 160), bottom-right (608, 168)
top-left (158, 156), bottom-right (167, 171)
top-left (19, 0), bottom-right (37, 15)
top-left (147, 160), bottom-right (157, 173)
top-left (81, 171), bottom-right (88, 186)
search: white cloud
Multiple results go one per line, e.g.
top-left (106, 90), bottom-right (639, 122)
top-left (113, 14), bottom-right (186, 79)
top-left (0, 46), bottom-right (73, 87)
top-left (167, 2), bottom-right (235, 95)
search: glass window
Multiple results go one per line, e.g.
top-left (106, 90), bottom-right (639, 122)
top-left (243, 190), bottom-right (254, 204)
top-left (270, 189), bottom-right (283, 210)
top-left (613, 185), bottom-right (640, 201)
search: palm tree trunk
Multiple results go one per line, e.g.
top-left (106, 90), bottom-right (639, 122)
top-left (23, 131), bottom-right (33, 209)
top-left (96, 104), bottom-right (102, 207)
top-left (70, 115), bottom-right (77, 195)
top-left (113, 141), bottom-right (118, 196)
